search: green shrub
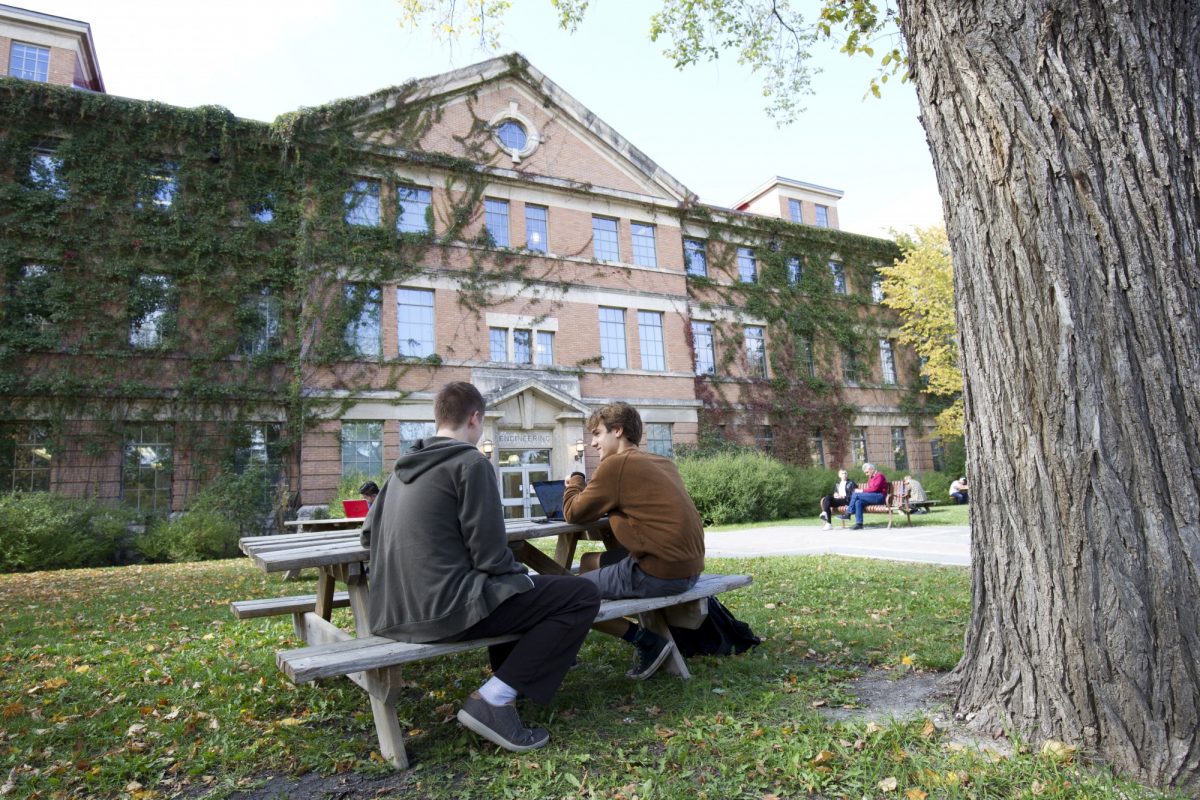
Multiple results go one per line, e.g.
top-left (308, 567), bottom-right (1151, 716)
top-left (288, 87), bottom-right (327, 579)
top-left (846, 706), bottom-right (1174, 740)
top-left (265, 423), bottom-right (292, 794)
top-left (139, 467), bottom-right (278, 562)
top-left (326, 471), bottom-right (389, 518)
top-left (678, 452), bottom-right (797, 525)
top-left (0, 492), bottom-right (136, 573)
top-left (791, 467), bottom-right (840, 516)
top-left (915, 471), bottom-right (952, 505)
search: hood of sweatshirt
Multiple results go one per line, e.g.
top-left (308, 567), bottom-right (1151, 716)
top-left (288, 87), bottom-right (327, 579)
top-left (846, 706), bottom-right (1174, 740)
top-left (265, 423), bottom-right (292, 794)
top-left (393, 436), bottom-right (480, 484)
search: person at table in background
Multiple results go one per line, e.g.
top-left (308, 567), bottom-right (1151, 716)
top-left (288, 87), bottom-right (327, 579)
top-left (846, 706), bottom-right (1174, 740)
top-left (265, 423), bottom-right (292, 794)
top-left (902, 475), bottom-right (928, 514)
top-left (949, 476), bottom-right (969, 504)
top-left (358, 480), bottom-right (379, 507)
top-left (563, 402), bottom-right (705, 681)
top-left (361, 381), bottom-right (600, 754)
top-left (841, 462), bottom-right (888, 530)
top-left (818, 468), bottom-right (857, 531)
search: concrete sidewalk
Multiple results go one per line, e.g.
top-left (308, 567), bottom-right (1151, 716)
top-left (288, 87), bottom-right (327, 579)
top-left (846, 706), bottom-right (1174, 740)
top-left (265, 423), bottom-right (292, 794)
top-left (704, 523), bottom-right (971, 566)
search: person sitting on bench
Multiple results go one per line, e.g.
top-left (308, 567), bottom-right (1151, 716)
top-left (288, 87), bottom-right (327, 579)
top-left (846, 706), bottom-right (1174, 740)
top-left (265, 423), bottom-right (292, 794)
top-left (361, 381), bottom-right (600, 753)
top-left (819, 468), bottom-right (857, 530)
top-left (563, 402), bottom-right (705, 681)
top-left (841, 462), bottom-right (887, 530)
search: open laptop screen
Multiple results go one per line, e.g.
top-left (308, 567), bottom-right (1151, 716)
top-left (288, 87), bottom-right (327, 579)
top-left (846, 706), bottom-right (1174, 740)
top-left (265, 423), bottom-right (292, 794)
top-left (531, 480), bottom-right (566, 521)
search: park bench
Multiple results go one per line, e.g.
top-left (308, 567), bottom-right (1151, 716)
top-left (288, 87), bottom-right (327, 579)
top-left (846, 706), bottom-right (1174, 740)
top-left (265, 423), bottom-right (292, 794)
top-left (239, 571), bottom-right (752, 768)
top-left (838, 481), bottom-right (915, 528)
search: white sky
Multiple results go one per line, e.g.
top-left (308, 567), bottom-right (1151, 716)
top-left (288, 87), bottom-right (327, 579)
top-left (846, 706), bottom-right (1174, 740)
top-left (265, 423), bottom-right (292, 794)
top-left (30, 0), bottom-right (944, 239)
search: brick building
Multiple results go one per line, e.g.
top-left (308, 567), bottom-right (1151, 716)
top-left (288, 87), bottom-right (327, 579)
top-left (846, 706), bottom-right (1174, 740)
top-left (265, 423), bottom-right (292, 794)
top-left (0, 4), bottom-right (103, 92)
top-left (1, 49), bottom-right (936, 518)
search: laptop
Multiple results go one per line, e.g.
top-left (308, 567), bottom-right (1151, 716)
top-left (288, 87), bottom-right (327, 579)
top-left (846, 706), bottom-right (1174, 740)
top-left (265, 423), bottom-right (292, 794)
top-left (342, 499), bottom-right (370, 518)
top-left (531, 480), bottom-right (566, 522)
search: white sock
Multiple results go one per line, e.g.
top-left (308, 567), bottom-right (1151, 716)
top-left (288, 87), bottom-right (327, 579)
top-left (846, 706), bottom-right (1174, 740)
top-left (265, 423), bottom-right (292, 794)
top-left (478, 676), bottom-right (518, 706)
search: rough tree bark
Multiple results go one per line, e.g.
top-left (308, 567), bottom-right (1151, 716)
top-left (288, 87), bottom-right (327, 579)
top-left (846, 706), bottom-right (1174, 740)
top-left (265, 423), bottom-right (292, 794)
top-left (896, 0), bottom-right (1200, 788)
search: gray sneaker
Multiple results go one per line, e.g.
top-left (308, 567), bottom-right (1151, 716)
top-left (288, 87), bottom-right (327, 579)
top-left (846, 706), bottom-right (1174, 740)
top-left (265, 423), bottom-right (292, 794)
top-left (627, 630), bottom-right (674, 680)
top-left (457, 693), bottom-right (549, 752)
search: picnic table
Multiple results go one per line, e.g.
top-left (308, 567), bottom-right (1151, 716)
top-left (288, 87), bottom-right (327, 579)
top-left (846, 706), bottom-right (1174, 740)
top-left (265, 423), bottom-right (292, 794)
top-left (282, 515), bottom-right (365, 533)
top-left (233, 517), bottom-right (751, 768)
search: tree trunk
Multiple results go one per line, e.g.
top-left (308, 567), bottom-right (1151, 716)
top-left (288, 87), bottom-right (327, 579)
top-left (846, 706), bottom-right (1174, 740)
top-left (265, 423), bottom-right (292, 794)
top-left (897, 0), bottom-right (1200, 788)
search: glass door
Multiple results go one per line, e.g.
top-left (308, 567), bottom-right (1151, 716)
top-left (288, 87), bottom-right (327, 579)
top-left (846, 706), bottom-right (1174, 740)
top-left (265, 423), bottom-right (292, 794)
top-left (497, 449), bottom-right (551, 519)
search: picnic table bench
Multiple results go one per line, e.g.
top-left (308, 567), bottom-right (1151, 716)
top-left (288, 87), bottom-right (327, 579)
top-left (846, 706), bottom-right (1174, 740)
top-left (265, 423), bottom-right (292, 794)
top-left (232, 521), bottom-right (751, 768)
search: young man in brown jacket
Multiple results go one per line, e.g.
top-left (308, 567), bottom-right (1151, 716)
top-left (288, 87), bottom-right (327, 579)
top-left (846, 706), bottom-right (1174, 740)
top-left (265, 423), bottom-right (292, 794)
top-left (563, 402), bottom-right (706, 680)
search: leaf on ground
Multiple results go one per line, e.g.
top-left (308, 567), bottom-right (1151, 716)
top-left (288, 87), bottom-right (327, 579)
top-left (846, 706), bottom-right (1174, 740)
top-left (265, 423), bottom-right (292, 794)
top-left (277, 717), bottom-right (302, 727)
top-left (1040, 740), bottom-right (1076, 762)
top-left (878, 776), bottom-right (899, 792)
top-left (906, 789), bottom-right (928, 800)
top-left (809, 749), bottom-right (835, 766)
top-left (920, 719), bottom-right (937, 738)
top-left (865, 721), bottom-right (884, 734)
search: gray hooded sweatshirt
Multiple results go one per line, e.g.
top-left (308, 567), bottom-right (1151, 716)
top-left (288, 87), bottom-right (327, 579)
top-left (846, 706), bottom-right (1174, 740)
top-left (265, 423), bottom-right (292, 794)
top-left (361, 436), bottom-right (532, 643)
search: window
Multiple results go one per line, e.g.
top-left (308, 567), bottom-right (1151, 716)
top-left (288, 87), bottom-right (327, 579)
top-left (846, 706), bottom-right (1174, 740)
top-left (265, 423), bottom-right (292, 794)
top-left (343, 284), bottom-right (381, 358)
top-left (815, 205), bottom-right (829, 227)
top-left (598, 307), bottom-right (627, 368)
top-left (525, 205), bottom-right (548, 252)
top-left (239, 287), bottom-right (281, 356)
top-left (787, 257), bottom-right (802, 285)
top-left (788, 198), bottom-right (803, 223)
top-left (396, 185), bottom-right (432, 233)
top-left (29, 147), bottom-right (65, 197)
top-left (809, 436), bottom-right (826, 469)
top-left (892, 427), bottom-right (909, 472)
top-left (130, 274), bottom-right (173, 349)
top-left (879, 339), bottom-right (897, 385)
top-left (737, 247), bottom-right (757, 283)
top-left (0, 423), bottom-right (52, 492)
top-left (232, 423), bottom-right (283, 477)
top-left (745, 326), bottom-right (766, 377)
top-left (692, 321), bottom-right (715, 375)
top-left (842, 346), bottom-right (859, 384)
top-left (630, 223), bottom-right (658, 267)
top-left (489, 327), bottom-right (508, 361)
top-left (851, 427), bottom-right (868, 466)
top-left (592, 216), bottom-right (619, 261)
top-left (344, 179), bottom-right (380, 226)
top-left (122, 423), bottom-right (173, 513)
top-left (513, 328), bottom-right (533, 363)
top-left (495, 120), bottom-right (527, 151)
top-left (484, 198), bottom-right (510, 246)
top-left (536, 331), bottom-right (554, 365)
top-left (400, 422), bottom-right (436, 454)
top-left (137, 162), bottom-right (178, 211)
top-left (930, 437), bottom-right (945, 472)
top-left (830, 262), bottom-right (847, 294)
top-left (396, 287), bottom-right (435, 358)
top-left (683, 238), bottom-right (708, 277)
top-left (871, 275), bottom-right (885, 303)
top-left (341, 421), bottom-right (383, 478)
top-left (10, 264), bottom-right (52, 339)
top-left (638, 311), bottom-right (666, 371)
top-left (755, 426), bottom-right (774, 454)
top-left (9, 43), bottom-right (49, 82)
top-left (644, 423), bottom-right (674, 457)
top-left (249, 194), bottom-right (275, 224)
top-left (797, 336), bottom-right (815, 378)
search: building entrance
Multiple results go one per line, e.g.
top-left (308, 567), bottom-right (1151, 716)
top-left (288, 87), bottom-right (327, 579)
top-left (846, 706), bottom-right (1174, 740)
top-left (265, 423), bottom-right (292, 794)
top-left (497, 448), bottom-right (551, 519)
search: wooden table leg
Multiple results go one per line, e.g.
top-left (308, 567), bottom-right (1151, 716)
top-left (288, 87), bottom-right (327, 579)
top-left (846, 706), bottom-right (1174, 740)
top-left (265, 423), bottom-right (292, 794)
top-left (554, 531), bottom-right (581, 571)
top-left (314, 568), bottom-right (336, 621)
top-left (513, 542), bottom-right (571, 576)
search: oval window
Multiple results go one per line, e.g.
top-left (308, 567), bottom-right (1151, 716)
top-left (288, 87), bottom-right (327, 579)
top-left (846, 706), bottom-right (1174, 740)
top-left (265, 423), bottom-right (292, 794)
top-left (496, 119), bottom-right (528, 151)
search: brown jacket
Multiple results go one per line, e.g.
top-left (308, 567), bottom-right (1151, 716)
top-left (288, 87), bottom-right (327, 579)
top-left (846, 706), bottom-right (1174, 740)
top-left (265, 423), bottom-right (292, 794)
top-left (563, 448), bottom-right (704, 580)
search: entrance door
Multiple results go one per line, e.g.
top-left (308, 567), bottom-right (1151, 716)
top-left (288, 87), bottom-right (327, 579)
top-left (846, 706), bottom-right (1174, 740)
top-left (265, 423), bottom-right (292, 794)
top-left (497, 448), bottom-right (551, 520)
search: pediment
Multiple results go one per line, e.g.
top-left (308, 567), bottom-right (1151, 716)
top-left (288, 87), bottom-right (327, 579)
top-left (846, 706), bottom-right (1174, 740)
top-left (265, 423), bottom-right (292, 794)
top-left (482, 375), bottom-right (592, 418)
top-left (329, 54), bottom-right (694, 204)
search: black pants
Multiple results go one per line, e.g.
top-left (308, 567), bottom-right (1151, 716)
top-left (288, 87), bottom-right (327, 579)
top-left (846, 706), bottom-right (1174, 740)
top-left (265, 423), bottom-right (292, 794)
top-left (448, 574), bottom-right (600, 705)
top-left (820, 495), bottom-right (850, 517)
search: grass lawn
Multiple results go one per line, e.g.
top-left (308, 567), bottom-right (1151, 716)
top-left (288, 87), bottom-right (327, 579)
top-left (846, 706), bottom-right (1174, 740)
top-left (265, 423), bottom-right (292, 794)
top-left (709, 502), bottom-right (971, 532)
top-left (0, 554), bottom-right (1178, 799)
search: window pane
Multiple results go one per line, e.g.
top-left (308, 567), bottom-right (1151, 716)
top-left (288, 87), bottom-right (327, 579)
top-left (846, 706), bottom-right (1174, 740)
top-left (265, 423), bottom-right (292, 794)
top-left (341, 421), bottom-right (383, 478)
top-left (489, 327), bottom-right (508, 361)
top-left (240, 287), bottom-right (280, 356)
top-left (830, 262), bottom-right (847, 294)
top-left (630, 223), bottom-right (657, 267)
top-left (738, 247), bottom-right (757, 283)
top-left (842, 346), bottom-right (858, 384)
top-left (755, 425), bottom-right (774, 455)
top-left (745, 326), bottom-right (766, 377)
top-left (396, 185), bottom-right (431, 233)
top-left (344, 179), bottom-right (380, 226)
top-left (137, 162), bottom-right (178, 211)
top-left (10, 43), bottom-right (50, 82)
top-left (637, 311), bottom-right (666, 371)
top-left (232, 423), bottom-right (283, 482)
top-left (692, 321), bottom-right (714, 375)
top-left (484, 198), bottom-right (510, 246)
top-left (535, 331), bottom-right (554, 365)
top-left (0, 423), bottom-right (52, 492)
top-left (513, 328), bottom-right (532, 364)
top-left (852, 427), bottom-right (868, 465)
top-left (525, 205), bottom-right (548, 252)
top-left (399, 421), bottom-right (436, 454)
top-left (879, 339), bottom-right (897, 384)
top-left (871, 276), bottom-right (885, 303)
top-left (496, 120), bottom-right (527, 150)
top-left (396, 287), bottom-right (434, 358)
top-left (815, 205), bottom-right (829, 227)
top-left (797, 336), bottom-right (815, 377)
top-left (683, 238), bottom-right (707, 277)
top-left (788, 257), bottom-right (802, 284)
top-left (598, 307), bottom-right (627, 369)
top-left (592, 217), bottom-right (619, 261)
top-left (343, 284), bottom-right (381, 357)
top-left (788, 199), bottom-right (803, 223)
top-left (130, 274), bottom-right (172, 349)
top-left (29, 148), bottom-right (65, 198)
top-left (122, 423), bottom-right (174, 513)
top-left (809, 436), bottom-right (825, 469)
top-left (892, 427), bottom-right (909, 471)
top-left (644, 423), bottom-right (673, 457)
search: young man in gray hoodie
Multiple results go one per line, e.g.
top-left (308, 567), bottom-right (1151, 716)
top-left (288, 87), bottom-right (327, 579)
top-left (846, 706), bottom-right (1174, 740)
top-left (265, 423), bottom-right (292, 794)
top-left (361, 381), bottom-right (600, 753)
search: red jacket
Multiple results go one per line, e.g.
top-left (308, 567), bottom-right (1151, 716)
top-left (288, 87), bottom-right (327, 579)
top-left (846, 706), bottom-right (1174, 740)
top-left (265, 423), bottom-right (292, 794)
top-left (863, 471), bottom-right (887, 495)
